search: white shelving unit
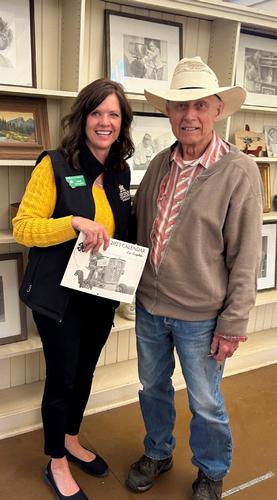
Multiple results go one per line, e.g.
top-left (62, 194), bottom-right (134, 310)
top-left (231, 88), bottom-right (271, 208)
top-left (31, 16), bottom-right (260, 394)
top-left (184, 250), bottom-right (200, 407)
top-left (0, 0), bottom-right (277, 439)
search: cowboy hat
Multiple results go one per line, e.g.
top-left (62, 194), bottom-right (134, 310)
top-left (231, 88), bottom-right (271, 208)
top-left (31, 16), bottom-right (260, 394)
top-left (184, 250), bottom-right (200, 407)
top-left (144, 56), bottom-right (246, 121)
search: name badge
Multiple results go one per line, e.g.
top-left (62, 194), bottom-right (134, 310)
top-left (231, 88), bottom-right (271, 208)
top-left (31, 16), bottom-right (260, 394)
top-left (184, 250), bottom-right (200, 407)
top-left (65, 175), bottom-right (86, 188)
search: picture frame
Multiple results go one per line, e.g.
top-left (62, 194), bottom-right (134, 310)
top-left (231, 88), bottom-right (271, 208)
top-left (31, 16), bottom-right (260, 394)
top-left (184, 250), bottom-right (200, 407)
top-left (128, 112), bottom-right (176, 186)
top-left (105, 10), bottom-right (183, 95)
top-left (258, 223), bottom-right (277, 291)
top-left (235, 129), bottom-right (266, 156)
top-left (264, 126), bottom-right (277, 158)
top-left (0, 96), bottom-right (50, 160)
top-left (0, 0), bottom-right (36, 87)
top-left (0, 253), bottom-right (27, 345)
top-left (258, 163), bottom-right (271, 213)
top-left (236, 31), bottom-right (277, 107)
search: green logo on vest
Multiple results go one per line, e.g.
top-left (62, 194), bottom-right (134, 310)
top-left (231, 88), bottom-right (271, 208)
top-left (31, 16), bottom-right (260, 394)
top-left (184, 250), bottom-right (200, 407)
top-left (65, 175), bottom-right (86, 188)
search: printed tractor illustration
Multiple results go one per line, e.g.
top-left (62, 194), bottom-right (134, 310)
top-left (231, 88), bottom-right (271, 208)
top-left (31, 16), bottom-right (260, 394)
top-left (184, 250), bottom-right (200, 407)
top-left (74, 252), bottom-right (135, 294)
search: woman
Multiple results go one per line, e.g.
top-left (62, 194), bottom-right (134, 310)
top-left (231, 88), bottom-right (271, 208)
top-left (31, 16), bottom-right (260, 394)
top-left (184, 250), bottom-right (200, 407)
top-left (13, 79), bottom-right (134, 499)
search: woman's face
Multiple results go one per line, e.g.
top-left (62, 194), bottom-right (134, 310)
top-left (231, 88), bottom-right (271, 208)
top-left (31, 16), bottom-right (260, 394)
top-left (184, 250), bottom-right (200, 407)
top-left (85, 93), bottom-right (122, 163)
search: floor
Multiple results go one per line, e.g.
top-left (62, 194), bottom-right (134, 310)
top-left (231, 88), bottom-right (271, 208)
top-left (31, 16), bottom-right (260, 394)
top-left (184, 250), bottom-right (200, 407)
top-left (0, 364), bottom-right (277, 500)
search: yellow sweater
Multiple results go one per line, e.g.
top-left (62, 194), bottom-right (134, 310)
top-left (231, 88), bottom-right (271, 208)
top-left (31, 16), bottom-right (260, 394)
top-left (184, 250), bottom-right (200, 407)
top-left (12, 155), bottom-right (115, 247)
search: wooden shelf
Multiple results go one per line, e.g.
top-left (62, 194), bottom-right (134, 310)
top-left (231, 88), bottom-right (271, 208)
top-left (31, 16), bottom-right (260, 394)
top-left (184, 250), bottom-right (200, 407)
top-left (256, 289), bottom-right (277, 306)
top-left (0, 159), bottom-right (36, 167)
top-left (263, 212), bottom-right (277, 222)
top-left (241, 104), bottom-right (277, 113)
top-left (0, 313), bottom-right (134, 361)
top-left (0, 230), bottom-right (15, 244)
top-left (256, 158), bottom-right (277, 164)
top-left (0, 85), bottom-right (77, 99)
top-left (1, 327), bottom-right (277, 439)
top-left (0, 330), bottom-right (41, 360)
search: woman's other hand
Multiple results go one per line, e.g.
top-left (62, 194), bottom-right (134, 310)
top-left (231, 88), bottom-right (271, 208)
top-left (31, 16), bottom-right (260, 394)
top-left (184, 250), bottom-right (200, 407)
top-left (72, 216), bottom-right (110, 253)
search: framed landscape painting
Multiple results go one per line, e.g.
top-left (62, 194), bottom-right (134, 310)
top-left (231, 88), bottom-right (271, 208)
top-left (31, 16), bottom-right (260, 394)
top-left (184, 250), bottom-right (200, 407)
top-left (0, 0), bottom-right (36, 87)
top-left (105, 10), bottom-right (182, 95)
top-left (0, 96), bottom-right (50, 159)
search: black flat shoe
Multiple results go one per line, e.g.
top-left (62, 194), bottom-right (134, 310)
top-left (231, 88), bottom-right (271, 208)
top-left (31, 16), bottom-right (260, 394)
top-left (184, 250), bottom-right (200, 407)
top-left (44, 461), bottom-right (89, 500)
top-left (65, 448), bottom-right (109, 477)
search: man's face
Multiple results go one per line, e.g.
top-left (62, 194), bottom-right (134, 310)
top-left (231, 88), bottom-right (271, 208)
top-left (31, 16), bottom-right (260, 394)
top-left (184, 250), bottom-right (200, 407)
top-left (166, 96), bottom-right (224, 157)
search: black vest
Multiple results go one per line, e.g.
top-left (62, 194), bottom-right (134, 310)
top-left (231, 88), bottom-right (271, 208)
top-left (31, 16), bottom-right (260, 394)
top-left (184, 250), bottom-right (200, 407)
top-left (19, 150), bottom-right (131, 321)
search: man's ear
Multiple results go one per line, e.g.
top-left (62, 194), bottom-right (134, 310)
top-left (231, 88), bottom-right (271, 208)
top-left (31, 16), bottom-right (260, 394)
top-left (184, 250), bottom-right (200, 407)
top-left (216, 100), bottom-right (224, 118)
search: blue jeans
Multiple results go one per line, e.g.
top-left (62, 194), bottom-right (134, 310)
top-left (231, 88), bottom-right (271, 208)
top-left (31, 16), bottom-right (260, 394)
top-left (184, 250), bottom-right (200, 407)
top-left (136, 302), bottom-right (232, 481)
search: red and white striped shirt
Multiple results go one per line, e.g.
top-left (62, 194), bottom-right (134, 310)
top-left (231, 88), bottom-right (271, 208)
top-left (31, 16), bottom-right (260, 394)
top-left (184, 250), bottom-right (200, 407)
top-left (150, 132), bottom-right (230, 270)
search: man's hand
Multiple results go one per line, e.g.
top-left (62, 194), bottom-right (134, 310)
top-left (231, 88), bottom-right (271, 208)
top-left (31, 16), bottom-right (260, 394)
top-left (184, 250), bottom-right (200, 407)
top-left (210, 335), bottom-right (239, 362)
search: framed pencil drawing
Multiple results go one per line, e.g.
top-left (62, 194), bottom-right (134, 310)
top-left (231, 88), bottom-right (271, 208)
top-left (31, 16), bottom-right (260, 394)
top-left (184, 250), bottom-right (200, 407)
top-left (258, 223), bottom-right (277, 291)
top-left (0, 96), bottom-right (50, 159)
top-left (105, 10), bottom-right (182, 95)
top-left (236, 32), bottom-right (277, 107)
top-left (128, 112), bottom-right (175, 186)
top-left (264, 126), bottom-right (277, 157)
top-left (258, 163), bottom-right (271, 213)
top-left (0, 253), bottom-right (27, 345)
top-left (0, 0), bottom-right (36, 87)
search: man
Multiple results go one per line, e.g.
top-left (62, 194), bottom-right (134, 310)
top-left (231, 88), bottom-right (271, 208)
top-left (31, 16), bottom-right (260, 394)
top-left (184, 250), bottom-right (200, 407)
top-left (126, 57), bottom-right (263, 500)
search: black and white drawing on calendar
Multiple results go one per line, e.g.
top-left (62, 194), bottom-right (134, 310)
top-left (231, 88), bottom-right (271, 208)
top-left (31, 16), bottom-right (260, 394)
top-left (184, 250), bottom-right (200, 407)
top-left (61, 233), bottom-right (149, 303)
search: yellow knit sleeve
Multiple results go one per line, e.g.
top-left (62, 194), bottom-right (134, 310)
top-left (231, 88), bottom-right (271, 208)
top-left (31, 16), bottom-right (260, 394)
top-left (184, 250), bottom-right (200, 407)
top-left (12, 155), bottom-right (77, 247)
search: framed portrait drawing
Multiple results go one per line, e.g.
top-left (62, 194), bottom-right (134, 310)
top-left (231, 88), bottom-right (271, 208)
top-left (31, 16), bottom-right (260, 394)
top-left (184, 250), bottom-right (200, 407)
top-left (258, 223), bottom-right (277, 291)
top-left (105, 10), bottom-right (182, 95)
top-left (236, 32), bottom-right (277, 107)
top-left (0, 0), bottom-right (36, 87)
top-left (264, 125), bottom-right (277, 157)
top-left (0, 96), bottom-right (50, 159)
top-left (0, 253), bottom-right (27, 345)
top-left (258, 163), bottom-right (271, 213)
top-left (128, 112), bottom-right (176, 186)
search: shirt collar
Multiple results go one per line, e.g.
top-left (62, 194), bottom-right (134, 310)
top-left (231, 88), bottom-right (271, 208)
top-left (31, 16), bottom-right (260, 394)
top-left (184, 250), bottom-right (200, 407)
top-left (170, 131), bottom-right (224, 170)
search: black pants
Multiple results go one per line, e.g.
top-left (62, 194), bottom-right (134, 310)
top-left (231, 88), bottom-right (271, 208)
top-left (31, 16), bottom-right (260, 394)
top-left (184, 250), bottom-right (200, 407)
top-left (33, 291), bottom-right (115, 458)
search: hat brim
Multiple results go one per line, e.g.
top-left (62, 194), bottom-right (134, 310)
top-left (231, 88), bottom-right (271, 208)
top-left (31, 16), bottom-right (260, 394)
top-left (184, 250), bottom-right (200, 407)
top-left (144, 86), bottom-right (246, 121)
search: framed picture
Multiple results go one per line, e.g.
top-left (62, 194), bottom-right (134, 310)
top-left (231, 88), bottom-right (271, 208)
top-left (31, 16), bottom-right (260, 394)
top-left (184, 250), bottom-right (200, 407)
top-left (258, 163), bottom-right (271, 213)
top-left (0, 253), bottom-right (27, 345)
top-left (0, 0), bottom-right (36, 87)
top-left (105, 10), bottom-right (182, 95)
top-left (235, 129), bottom-right (266, 156)
top-left (264, 126), bottom-right (277, 157)
top-left (258, 223), bottom-right (277, 291)
top-left (236, 31), bottom-right (277, 107)
top-left (128, 112), bottom-right (176, 186)
top-left (0, 96), bottom-right (50, 159)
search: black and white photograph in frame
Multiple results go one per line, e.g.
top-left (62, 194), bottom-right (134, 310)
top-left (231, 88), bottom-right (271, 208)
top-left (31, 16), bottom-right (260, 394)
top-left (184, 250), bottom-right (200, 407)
top-left (0, 253), bottom-right (27, 345)
top-left (105, 10), bottom-right (182, 95)
top-left (258, 223), bottom-right (277, 291)
top-left (128, 112), bottom-right (176, 186)
top-left (0, 0), bottom-right (36, 87)
top-left (236, 32), bottom-right (277, 107)
top-left (264, 125), bottom-right (277, 157)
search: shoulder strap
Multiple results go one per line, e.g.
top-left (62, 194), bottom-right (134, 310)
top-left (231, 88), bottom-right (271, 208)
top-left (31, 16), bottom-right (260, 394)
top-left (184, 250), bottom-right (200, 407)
top-left (35, 150), bottom-right (68, 171)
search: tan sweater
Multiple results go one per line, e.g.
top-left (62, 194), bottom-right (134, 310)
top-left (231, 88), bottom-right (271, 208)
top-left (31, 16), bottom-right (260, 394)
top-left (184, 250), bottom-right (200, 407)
top-left (134, 144), bottom-right (263, 336)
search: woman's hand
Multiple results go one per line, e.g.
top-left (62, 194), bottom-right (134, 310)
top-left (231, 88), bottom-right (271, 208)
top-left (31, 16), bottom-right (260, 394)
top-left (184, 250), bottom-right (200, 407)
top-left (72, 216), bottom-right (110, 253)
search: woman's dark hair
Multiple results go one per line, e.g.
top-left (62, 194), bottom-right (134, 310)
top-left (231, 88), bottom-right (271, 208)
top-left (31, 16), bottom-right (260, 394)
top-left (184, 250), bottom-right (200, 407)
top-left (58, 78), bottom-right (134, 171)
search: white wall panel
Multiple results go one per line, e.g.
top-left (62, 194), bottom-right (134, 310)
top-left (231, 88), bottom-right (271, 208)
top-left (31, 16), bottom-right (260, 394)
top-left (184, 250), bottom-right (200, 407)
top-left (10, 356), bottom-right (26, 387)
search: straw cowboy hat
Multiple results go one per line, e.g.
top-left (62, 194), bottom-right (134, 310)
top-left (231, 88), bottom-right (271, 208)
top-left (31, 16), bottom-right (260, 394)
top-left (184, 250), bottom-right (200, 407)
top-left (144, 56), bottom-right (246, 121)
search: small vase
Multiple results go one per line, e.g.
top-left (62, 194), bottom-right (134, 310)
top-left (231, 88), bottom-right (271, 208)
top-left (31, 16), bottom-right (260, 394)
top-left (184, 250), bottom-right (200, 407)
top-left (119, 300), bottom-right (136, 321)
